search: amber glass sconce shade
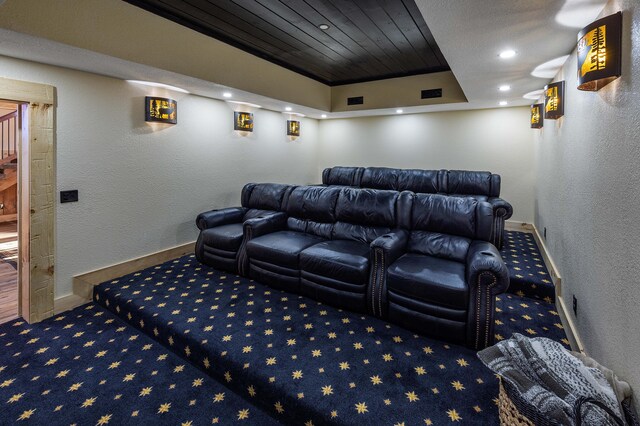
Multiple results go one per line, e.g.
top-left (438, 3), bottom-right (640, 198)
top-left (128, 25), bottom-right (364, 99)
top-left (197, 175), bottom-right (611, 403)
top-left (577, 12), bottom-right (622, 91)
top-left (145, 97), bottom-right (177, 124)
top-left (544, 81), bottom-right (565, 119)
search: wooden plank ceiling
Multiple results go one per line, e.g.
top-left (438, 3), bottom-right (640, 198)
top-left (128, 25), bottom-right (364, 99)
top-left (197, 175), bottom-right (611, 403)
top-left (124, 0), bottom-right (450, 86)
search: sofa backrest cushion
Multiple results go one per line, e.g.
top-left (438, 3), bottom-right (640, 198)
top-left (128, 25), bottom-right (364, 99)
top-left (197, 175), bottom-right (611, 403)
top-left (360, 167), bottom-right (400, 190)
top-left (333, 188), bottom-right (398, 243)
top-left (444, 170), bottom-right (494, 196)
top-left (395, 169), bottom-right (442, 193)
top-left (241, 183), bottom-right (293, 211)
top-left (408, 194), bottom-right (493, 261)
top-left (284, 186), bottom-right (340, 238)
top-left (286, 186), bottom-right (341, 222)
top-left (490, 174), bottom-right (501, 197)
top-left (322, 166), bottom-right (365, 186)
top-left (408, 231), bottom-right (471, 263)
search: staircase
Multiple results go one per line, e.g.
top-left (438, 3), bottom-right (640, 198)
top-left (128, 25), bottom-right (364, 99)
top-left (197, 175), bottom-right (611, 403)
top-left (0, 112), bottom-right (17, 219)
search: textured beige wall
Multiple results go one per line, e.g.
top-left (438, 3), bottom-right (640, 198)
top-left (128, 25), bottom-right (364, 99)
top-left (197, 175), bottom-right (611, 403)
top-left (534, 0), bottom-right (640, 407)
top-left (331, 72), bottom-right (466, 112)
top-left (0, 55), bottom-right (320, 299)
top-left (318, 107), bottom-right (536, 223)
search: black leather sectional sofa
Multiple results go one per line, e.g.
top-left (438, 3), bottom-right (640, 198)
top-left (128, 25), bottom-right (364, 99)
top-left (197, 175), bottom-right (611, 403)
top-left (322, 166), bottom-right (513, 249)
top-left (195, 182), bottom-right (509, 349)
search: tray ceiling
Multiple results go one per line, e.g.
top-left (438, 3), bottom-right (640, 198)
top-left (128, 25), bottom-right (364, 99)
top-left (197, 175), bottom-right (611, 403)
top-left (123, 0), bottom-right (450, 86)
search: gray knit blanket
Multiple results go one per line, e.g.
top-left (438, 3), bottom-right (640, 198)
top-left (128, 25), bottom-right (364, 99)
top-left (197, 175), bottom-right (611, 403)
top-left (478, 333), bottom-right (625, 425)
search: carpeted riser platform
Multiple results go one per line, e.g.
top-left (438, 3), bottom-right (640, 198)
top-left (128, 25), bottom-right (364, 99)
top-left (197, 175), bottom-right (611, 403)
top-left (501, 230), bottom-right (555, 302)
top-left (93, 254), bottom-right (568, 425)
top-left (0, 304), bottom-right (279, 425)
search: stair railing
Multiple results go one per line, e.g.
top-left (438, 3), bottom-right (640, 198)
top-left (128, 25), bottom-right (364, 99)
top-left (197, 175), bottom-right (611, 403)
top-left (0, 111), bottom-right (17, 160)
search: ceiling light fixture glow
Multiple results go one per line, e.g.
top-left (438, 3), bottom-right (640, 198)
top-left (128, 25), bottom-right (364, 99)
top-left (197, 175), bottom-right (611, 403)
top-left (285, 106), bottom-right (292, 111)
top-left (499, 50), bottom-right (516, 59)
top-left (555, 0), bottom-right (606, 28)
top-left (396, 109), bottom-right (403, 114)
top-left (523, 89), bottom-right (545, 100)
top-left (227, 100), bottom-right (262, 109)
top-left (499, 101), bottom-right (508, 106)
top-left (531, 55), bottom-right (570, 79)
top-left (498, 85), bottom-right (511, 91)
top-left (321, 114), bottom-right (327, 118)
top-left (127, 80), bottom-right (189, 93)
top-left (223, 92), bottom-right (232, 98)
top-left (318, 24), bottom-right (330, 30)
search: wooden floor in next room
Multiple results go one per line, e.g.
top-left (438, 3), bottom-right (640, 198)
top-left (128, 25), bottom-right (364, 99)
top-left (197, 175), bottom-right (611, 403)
top-left (0, 220), bottom-right (17, 324)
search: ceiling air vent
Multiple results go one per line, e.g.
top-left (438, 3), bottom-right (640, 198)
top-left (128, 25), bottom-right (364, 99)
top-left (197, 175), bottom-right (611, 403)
top-left (347, 96), bottom-right (364, 105)
top-left (421, 88), bottom-right (443, 99)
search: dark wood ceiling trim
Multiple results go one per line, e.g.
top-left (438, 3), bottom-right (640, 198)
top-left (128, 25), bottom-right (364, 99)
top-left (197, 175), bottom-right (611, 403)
top-left (123, 0), bottom-right (450, 86)
top-left (125, 0), bottom-right (335, 84)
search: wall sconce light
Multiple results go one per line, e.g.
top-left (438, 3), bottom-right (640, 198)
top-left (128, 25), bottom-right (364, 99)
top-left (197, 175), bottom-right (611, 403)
top-left (145, 96), bottom-right (177, 124)
top-left (577, 11), bottom-right (622, 91)
top-left (531, 103), bottom-right (544, 128)
top-left (287, 120), bottom-right (300, 137)
top-left (544, 81), bottom-right (565, 119)
top-left (234, 111), bottom-right (253, 132)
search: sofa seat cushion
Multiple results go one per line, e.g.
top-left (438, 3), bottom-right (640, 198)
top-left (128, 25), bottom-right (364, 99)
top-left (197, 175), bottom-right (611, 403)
top-left (387, 253), bottom-right (468, 309)
top-left (247, 231), bottom-right (326, 269)
top-left (300, 240), bottom-right (370, 284)
top-left (201, 223), bottom-right (244, 251)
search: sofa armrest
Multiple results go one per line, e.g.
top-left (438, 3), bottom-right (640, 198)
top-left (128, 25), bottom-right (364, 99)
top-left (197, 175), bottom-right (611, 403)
top-left (368, 230), bottom-right (409, 318)
top-left (488, 197), bottom-right (513, 221)
top-left (466, 241), bottom-right (509, 292)
top-left (237, 212), bottom-right (287, 276)
top-left (465, 241), bottom-right (510, 349)
top-left (370, 229), bottom-right (409, 267)
top-left (196, 207), bottom-right (247, 230)
top-left (243, 212), bottom-right (287, 240)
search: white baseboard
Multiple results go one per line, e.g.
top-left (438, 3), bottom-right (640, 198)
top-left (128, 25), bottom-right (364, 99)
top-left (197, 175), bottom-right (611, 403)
top-left (70, 242), bottom-right (195, 309)
top-left (504, 221), bottom-right (584, 353)
top-left (53, 294), bottom-right (87, 315)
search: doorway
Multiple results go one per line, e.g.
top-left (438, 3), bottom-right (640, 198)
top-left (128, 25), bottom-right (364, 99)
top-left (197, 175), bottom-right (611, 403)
top-left (0, 76), bottom-right (55, 324)
top-left (0, 101), bottom-right (18, 324)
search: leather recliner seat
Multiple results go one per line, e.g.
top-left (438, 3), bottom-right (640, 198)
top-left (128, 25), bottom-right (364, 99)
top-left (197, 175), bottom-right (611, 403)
top-left (195, 183), bottom-right (295, 274)
top-left (245, 186), bottom-right (406, 313)
top-left (368, 193), bottom-right (510, 349)
top-left (299, 188), bottom-right (409, 312)
top-left (321, 166), bottom-right (513, 248)
top-left (245, 186), bottom-right (340, 294)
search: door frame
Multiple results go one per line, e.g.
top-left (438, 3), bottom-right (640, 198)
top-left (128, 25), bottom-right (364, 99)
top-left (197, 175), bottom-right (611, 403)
top-left (0, 77), bottom-right (55, 323)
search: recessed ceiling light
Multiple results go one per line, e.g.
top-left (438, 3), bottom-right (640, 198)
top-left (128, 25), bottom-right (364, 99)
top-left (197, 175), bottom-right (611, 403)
top-left (318, 24), bottom-right (330, 30)
top-left (321, 114), bottom-right (327, 118)
top-left (499, 50), bottom-right (516, 59)
top-left (498, 85), bottom-right (511, 92)
top-left (127, 80), bottom-right (189, 93)
top-left (223, 92), bottom-right (232, 98)
top-left (499, 101), bottom-right (508, 106)
top-left (285, 106), bottom-right (292, 111)
top-left (396, 109), bottom-right (403, 114)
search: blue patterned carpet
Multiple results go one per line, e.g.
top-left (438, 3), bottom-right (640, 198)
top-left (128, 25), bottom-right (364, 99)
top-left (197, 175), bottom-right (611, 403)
top-left (90, 254), bottom-right (568, 425)
top-left (0, 304), bottom-right (278, 425)
top-left (501, 231), bottom-right (555, 302)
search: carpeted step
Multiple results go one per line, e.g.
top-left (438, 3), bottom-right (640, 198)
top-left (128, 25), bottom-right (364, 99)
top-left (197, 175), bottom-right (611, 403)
top-left (500, 231), bottom-right (556, 303)
top-left (93, 254), bottom-right (569, 425)
top-left (0, 303), bottom-right (279, 425)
